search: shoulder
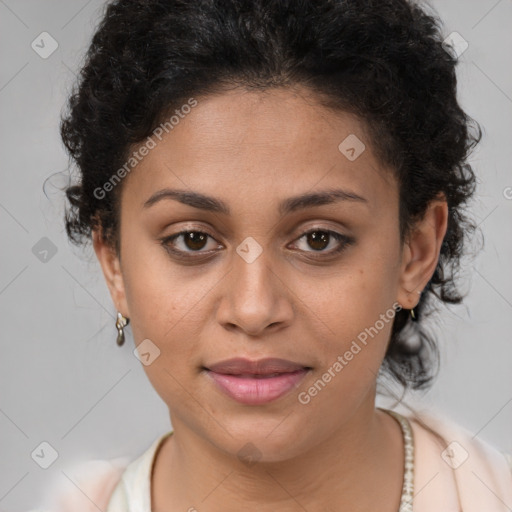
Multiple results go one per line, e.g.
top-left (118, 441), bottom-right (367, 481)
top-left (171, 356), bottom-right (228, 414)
top-left (398, 406), bottom-right (512, 512)
top-left (406, 406), bottom-right (512, 472)
top-left (105, 430), bottom-right (174, 509)
top-left (32, 457), bottom-right (129, 512)
top-left (31, 431), bottom-right (173, 511)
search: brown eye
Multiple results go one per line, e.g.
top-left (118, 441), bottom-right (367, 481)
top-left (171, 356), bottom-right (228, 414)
top-left (161, 230), bottom-right (220, 256)
top-left (182, 231), bottom-right (208, 251)
top-left (292, 228), bottom-right (353, 257)
top-left (161, 227), bottom-right (353, 262)
top-left (306, 231), bottom-right (330, 251)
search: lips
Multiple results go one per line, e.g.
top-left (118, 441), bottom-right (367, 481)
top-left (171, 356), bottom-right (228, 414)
top-left (203, 357), bottom-right (312, 405)
top-left (205, 357), bottom-right (310, 376)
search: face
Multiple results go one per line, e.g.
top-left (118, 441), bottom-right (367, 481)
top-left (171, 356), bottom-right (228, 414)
top-left (93, 86), bottom-right (447, 461)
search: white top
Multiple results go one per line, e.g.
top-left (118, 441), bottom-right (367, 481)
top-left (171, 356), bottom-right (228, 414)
top-left (34, 408), bottom-right (512, 512)
top-left (106, 432), bottom-right (170, 511)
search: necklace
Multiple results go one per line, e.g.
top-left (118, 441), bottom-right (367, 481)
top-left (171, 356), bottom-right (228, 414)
top-left (382, 408), bottom-right (415, 512)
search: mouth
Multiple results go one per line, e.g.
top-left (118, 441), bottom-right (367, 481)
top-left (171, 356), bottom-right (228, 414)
top-left (203, 358), bottom-right (312, 405)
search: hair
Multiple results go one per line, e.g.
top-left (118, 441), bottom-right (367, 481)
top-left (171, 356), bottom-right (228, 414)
top-left (60, 0), bottom-right (482, 392)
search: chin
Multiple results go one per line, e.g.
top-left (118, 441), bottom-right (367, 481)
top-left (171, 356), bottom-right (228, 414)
top-left (206, 416), bottom-right (309, 464)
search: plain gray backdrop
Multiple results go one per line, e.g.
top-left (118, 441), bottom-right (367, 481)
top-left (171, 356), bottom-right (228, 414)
top-left (1, 0), bottom-right (511, 510)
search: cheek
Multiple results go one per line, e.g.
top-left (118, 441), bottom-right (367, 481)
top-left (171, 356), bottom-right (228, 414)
top-left (120, 238), bottom-right (229, 401)
top-left (295, 292), bottom-right (397, 422)
top-left (123, 265), bottom-right (204, 410)
top-left (294, 252), bottom-right (399, 384)
top-left (121, 231), bottom-right (202, 335)
top-left (300, 258), bottom-right (397, 338)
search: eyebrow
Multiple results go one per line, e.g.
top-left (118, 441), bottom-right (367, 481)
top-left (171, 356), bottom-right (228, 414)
top-left (142, 187), bottom-right (368, 215)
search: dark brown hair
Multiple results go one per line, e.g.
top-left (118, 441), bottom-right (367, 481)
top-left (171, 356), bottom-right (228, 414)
top-left (61, 0), bottom-right (482, 391)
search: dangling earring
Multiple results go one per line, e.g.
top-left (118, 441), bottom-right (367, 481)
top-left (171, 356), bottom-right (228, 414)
top-left (115, 312), bottom-right (129, 346)
top-left (410, 290), bottom-right (422, 321)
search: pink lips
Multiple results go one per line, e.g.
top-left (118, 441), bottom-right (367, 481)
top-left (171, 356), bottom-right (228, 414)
top-left (204, 357), bottom-right (310, 405)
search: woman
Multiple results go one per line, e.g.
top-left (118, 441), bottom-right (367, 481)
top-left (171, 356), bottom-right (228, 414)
top-left (46, 0), bottom-right (512, 510)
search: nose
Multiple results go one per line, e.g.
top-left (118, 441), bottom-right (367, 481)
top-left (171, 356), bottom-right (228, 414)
top-left (215, 245), bottom-right (294, 337)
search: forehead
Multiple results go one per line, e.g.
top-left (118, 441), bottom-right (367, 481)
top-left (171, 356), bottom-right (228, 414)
top-left (121, 87), bottom-right (397, 214)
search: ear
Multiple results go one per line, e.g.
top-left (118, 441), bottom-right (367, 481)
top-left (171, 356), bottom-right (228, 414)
top-left (396, 196), bottom-right (448, 309)
top-left (92, 226), bottom-right (130, 318)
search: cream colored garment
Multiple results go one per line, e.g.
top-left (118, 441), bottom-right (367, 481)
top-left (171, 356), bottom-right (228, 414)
top-left (35, 409), bottom-right (512, 511)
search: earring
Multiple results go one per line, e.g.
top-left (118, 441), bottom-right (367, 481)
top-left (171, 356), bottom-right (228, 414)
top-left (410, 290), bottom-right (422, 321)
top-left (115, 312), bottom-right (130, 346)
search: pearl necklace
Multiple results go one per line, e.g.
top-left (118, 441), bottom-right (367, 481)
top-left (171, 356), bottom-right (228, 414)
top-left (382, 409), bottom-right (415, 512)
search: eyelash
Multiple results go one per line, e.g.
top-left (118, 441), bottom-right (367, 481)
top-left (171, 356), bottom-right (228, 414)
top-left (160, 227), bottom-right (354, 260)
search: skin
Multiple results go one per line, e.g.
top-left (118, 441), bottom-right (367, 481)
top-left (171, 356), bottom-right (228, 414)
top-left (92, 86), bottom-right (448, 511)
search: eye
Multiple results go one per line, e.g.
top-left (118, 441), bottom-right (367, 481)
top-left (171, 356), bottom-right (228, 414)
top-left (161, 230), bottom-right (221, 256)
top-left (160, 227), bottom-right (353, 261)
top-left (291, 228), bottom-right (353, 256)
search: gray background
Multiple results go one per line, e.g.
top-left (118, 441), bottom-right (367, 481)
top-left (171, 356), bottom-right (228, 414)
top-left (0, 1), bottom-right (511, 510)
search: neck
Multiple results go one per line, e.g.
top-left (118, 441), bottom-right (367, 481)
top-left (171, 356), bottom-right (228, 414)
top-left (152, 396), bottom-right (404, 511)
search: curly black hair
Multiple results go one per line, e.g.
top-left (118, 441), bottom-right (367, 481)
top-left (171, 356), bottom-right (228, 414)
top-left (60, 0), bottom-right (482, 392)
